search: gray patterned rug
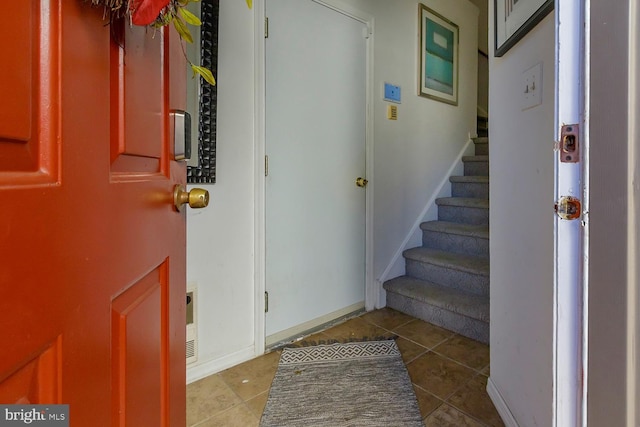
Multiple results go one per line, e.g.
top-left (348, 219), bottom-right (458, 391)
top-left (259, 340), bottom-right (423, 426)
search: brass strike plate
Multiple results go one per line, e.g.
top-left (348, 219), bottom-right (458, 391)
top-left (560, 124), bottom-right (579, 163)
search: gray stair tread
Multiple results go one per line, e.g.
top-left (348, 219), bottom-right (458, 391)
top-left (403, 247), bottom-right (489, 276)
top-left (462, 155), bottom-right (489, 162)
top-left (436, 197), bottom-right (489, 209)
top-left (449, 175), bottom-right (489, 183)
top-left (420, 221), bottom-right (489, 239)
top-left (384, 276), bottom-right (489, 322)
top-left (473, 137), bottom-right (488, 144)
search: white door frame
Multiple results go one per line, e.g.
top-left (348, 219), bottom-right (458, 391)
top-left (252, 0), bottom-right (375, 355)
top-left (553, 0), bottom-right (588, 425)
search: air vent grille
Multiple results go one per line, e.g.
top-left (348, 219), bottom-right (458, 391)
top-left (186, 339), bottom-right (195, 359)
top-left (186, 287), bottom-right (198, 364)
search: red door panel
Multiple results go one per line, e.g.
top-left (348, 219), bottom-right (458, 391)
top-left (0, 1), bottom-right (187, 426)
top-left (0, 0), bottom-right (59, 179)
top-left (111, 21), bottom-right (165, 172)
top-left (111, 264), bottom-right (166, 427)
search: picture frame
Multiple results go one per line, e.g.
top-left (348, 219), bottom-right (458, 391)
top-left (187, 0), bottom-right (219, 184)
top-left (418, 4), bottom-right (459, 106)
top-left (494, 0), bottom-right (554, 57)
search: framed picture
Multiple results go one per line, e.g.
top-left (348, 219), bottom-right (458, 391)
top-left (494, 0), bottom-right (553, 57)
top-left (418, 4), bottom-right (459, 105)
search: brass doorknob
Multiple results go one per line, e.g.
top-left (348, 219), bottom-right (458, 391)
top-left (174, 185), bottom-right (209, 211)
top-left (355, 177), bottom-right (368, 188)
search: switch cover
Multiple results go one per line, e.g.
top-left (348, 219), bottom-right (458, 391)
top-left (522, 63), bottom-right (542, 110)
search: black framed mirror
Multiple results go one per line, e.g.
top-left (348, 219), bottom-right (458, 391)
top-left (187, 0), bottom-right (219, 184)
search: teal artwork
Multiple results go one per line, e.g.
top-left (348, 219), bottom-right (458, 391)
top-left (425, 18), bottom-right (454, 95)
top-left (418, 5), bottom-right (458, 105)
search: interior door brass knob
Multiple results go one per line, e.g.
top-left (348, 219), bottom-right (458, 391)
top-left (355, 177), bottom-right (368, 188)
top-left (174, 185), bottom-right (209, 211)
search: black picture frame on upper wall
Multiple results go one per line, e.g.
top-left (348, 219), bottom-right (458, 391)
top-left (494, 0), bottom-right (554, 57)
top-left (187, 0), bottom-right (219, 184)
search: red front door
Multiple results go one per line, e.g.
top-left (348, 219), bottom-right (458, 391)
top-left (0, 2), bottom-right (187, 426)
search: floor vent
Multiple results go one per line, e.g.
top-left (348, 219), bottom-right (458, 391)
top-left (186, 289), bottom-right (198, 364)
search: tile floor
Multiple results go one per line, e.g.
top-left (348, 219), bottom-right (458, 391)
top-left (187, 308), bottom-right (504, 427)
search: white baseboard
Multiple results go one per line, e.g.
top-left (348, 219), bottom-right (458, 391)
top-left (187, 345), bottom-right (257, 384)
top-left (487, 376), bottom-right (519, 427)
top-left (376, 139), bottom-right (475, 289)
top-left (266, 301), bottom-right (365, 347)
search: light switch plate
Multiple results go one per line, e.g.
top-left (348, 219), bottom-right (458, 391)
top-left (522, 62), bottom-right (542, 111)
top-left (384, 82), bottom-right (401, 103)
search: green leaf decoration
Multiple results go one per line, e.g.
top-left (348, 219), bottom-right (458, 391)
top-left (191, 64), bottom-right (216, 86)
top-left (179, 7), bottom-right (202, 26)
top-left (246, 0), bottom-right (253, 9)
top-left (151, 11), bottom-right (173, 28)
top-left (173, 17), bottom-right (193, 44)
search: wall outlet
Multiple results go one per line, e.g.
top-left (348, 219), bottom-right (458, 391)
top-left (522, 63), bottom-right (542, 111)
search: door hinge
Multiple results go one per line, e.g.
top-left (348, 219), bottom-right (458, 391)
top-left (265, 291), bottom-right (269, 313)
top-left (265, 17), bottom-right (269, 38)
top-left (265, 155), bottom-right (269, 177)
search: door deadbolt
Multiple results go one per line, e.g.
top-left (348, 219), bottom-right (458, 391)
top-left (555, 196), bottom-right (581, 220)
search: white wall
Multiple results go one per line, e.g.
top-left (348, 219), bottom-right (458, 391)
top-left (467, 0), bottom-right (488, 53)
top-left (587, 0), bottom-right (637, 423)
top-left (488, 9), bottom-right (554, 427)
top-left (186, 0), bottom-right (478, 380)
top-left (347, 0), bottom-right (478, 304)
top-left (186, 0), bottom-right (257, 381)
top-left (467, 0), bottom-right (488, 116)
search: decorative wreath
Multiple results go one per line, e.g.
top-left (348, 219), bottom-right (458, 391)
top-left (89, 0), bottom-right (252, 85)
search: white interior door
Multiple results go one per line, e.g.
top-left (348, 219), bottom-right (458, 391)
top-left (265, 0), bottom-right (367, 341)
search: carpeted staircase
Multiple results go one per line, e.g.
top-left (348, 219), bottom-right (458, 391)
top-left (383, 136), bottom-right (489, 344)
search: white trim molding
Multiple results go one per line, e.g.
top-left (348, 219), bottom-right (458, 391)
top-left (266, 301), bottom-right (365, 348)
top-left (187, 345), bottom-right (257, 384)
top-left (487, 377), bottom-right (520, 427)
top-left (553, 0), bottom-right (586, 425)
top-left (253, 0), bottom-right (267, 360)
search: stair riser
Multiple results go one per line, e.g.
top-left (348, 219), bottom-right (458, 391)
top-left (451, 182), bottom-right (489, 199)
top-left (405, 259), bottom-right (489, 296)
top-left (422, 231), bottom-right (489, 259)
top-left (474, 143), bottom-right (489, 156)
top-left (386, 292), bottom-right (489, 344)
top-left (464, 161), bottom-right (489, 176)
top-left (438, 206), bottom-right (489, 225)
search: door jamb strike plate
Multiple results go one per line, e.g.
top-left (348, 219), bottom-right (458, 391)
top-left (560, 124), bottom-right (579, 163)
